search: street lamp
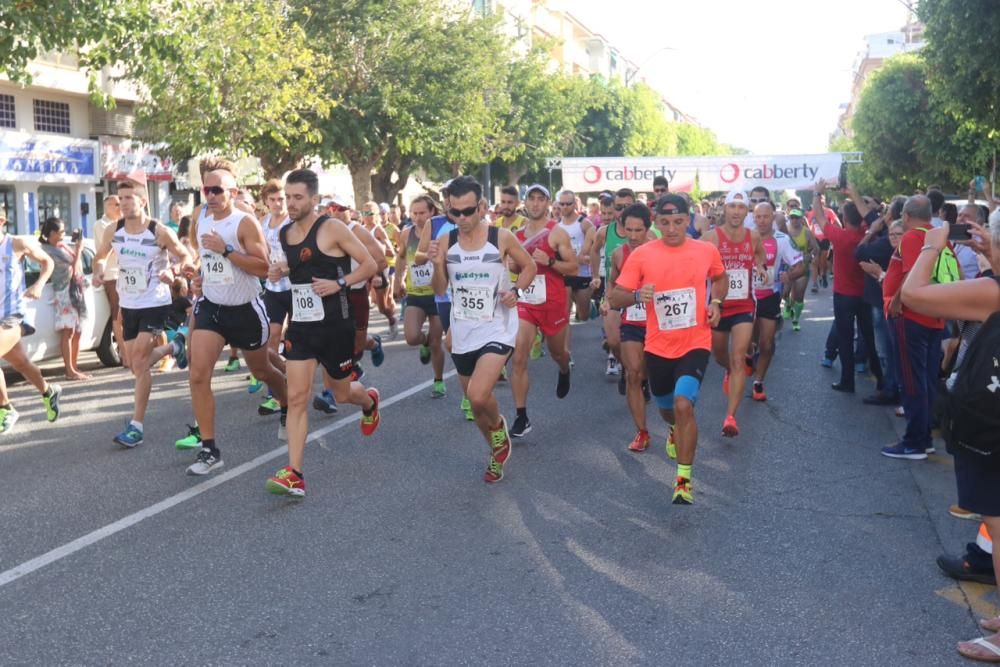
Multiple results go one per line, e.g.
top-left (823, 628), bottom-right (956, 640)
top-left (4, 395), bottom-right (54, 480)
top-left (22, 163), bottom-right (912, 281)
top-left (625, 46), bottom-right (677, 86)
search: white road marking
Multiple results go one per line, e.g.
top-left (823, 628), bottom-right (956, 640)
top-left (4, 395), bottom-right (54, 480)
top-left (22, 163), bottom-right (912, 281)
top-left (0, 371), bottom-right (457, 588)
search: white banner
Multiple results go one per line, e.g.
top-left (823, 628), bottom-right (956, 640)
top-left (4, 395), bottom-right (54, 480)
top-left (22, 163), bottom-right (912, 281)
top-left (559, 153), bottom-right (844, 194)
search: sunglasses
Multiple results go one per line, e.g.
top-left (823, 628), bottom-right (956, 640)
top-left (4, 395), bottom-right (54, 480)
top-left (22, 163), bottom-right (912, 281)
top-left (654, 188), bottom-right (667, 194)
top-left (614, 204), bottom-right (628, 211)
top-left (362, 211), bottom-right (375, 217)
top-left (202, 186), bottom-right (226, 196)
top-left (448, 206), bottom-right (478, 218)
top-left (749, 197), bottom-right (767, 204)
top-left (558, 202), bottom-right (575, 206)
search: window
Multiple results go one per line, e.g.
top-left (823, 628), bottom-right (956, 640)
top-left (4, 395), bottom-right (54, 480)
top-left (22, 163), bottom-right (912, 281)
top-left (0, 94), bottom-right (14, 129)
top-left (0, 185), bottom-right (16, 234)
top-left (33, 99), bottom-right (71, 134)
top-left (37, 186), bottom-right (71, 226)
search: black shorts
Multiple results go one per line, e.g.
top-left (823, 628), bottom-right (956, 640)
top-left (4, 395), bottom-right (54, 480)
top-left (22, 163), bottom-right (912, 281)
top-left (122, 305), bottom-right (170, 341)
top-left (716, 311), bottom-right (755, 332)
top-left (193, 297), bottom-right (269, 351)
top-left (451, 342), bottom-right (514, 377)
top-left (405, 294), bottom-right (438, 317)
top-left (644, 349), bottom-right (710, 408)
top-left (348, 288), bottom-right (369, 332)
top-left (564, 275), bottom-right (592, 291)
top-left (620, 323), bottom-right (646, 344)
top-left (818, 239), bottom-right (831, 251)
top-left (591, 278), bottom-right (605, 302)
top-left (955, 450), bottom-right (1000, 516)
top-left (284, 319), bottom-right (356, 380)
top-left (755, 292), bottom-right (782, 321)
top-left (0, 315), bottom-right (34, 337)
top-left (373, 271), bottom-right (390, 291)
top-left (437, 301), bottom-right (451, 333)
top-left (263, 289), bottom-right (292, 326)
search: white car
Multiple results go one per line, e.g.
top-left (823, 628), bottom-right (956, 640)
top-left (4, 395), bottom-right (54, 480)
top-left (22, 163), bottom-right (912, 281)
top-left (14, 238), bottom-right (120, 367)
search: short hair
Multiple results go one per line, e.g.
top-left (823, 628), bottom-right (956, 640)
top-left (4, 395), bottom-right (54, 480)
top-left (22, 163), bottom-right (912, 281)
top-left (117, 180), bottom-right (146, 200)
top-left (615, 188), bottom-right (636, 201)
top-left (557, 189), bottom-right (575, 201)
top-left (902, 195), bottom-right (933, 222)
top-left (261, 178), bottom-right (284, 198)
top-left (942, 202), bottom-right (958, 225)
top-left (889, 195), bottom-right (906, 221)
top-left (285, 169), bottom-right (319, 196)
top-left (448, 175), bottom-right (482, 202)
top-left (754, 201), bottom-right (776, 213)
top-left (926, 189), bottom-right (945, 214)
top-left (410, 194), bottom-right (439, 215)
top-left (842, 200), bottom-right (863, 227)
top-left (622, 203), bottom-right (651, 228)
top-left (750, 186), bottom-right (770, 199)
top-left (178, 215), bottom-right (192, 239)
top-left (199, 156), bottom-right (237, 178)
top-left (500, 185), bottom-right (519, 198)
top-left (652, 175), bottom-right (669, 188)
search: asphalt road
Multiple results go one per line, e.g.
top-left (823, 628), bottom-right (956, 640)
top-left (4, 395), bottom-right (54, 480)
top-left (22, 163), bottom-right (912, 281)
top-left (0, 293), bottom-right (995, 666)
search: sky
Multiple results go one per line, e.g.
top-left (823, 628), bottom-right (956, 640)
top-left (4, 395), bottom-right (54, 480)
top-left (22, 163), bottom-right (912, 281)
top-left (570, 0), bottom-right (915, 155)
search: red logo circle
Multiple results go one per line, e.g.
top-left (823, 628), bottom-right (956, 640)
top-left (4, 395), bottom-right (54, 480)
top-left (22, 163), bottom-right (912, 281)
top-left (719, 163), bottom-right (740, 184)
top-left (583, 165), bottom-right (602, 184)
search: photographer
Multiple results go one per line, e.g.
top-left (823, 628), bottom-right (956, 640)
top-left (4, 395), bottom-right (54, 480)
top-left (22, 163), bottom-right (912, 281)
top-left (39, 218), bottom-right (90, 381)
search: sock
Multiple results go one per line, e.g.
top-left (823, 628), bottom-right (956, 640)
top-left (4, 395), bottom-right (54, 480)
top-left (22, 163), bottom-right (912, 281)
top-left (202, 438), bottom-right (219, 456)
top-left (293, 468), bottom-right (304, 478)
top-left (130, 420), bottom-right (143, 431)
top-left (280, 406), bottom-right (288, 416)
top-left (42, 386), bottom-right (53, 398)
top-left (434, 377), bottom-right (443, 383)
top-left (792, 302), bottom-right (804, 321)
top-left (516, 407), bottom-right (527, 420)
top-left (677, 463), bottom-right (692, 480)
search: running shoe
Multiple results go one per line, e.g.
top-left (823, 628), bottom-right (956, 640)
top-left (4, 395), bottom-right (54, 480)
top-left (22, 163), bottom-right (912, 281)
top-left (666, 427), bottom-right (677, 460)
top-left (224, 357), bottom-right (240, 372)
top-left (461, 397), bottom-right (474, 421)
top-left (313, 390), bottom-right (339, 414)
top-left (821, 274), bottom-right (829, 288)
top-left (175, 424), bottom-right (202, 450)
top-left (556, 369), bottom-right (571, 398)
top-left (783, 302), bottom-right (794, 320)
top-left (722, 415), bottom-right (739, 438)
top-left (42, 384), bottom-right (61, 422)
top-left (791, 321), bottom-right (801, 332)
top-left (113, 421), bottom-right (144, 448)
top-left (605, 356), bottom-right (620, 376)
top-left (278, 413), bottom-right (287, 441)
top-left (370, 334), bottom-right (385, 367)
top-left (387, 319), bottom-right (399, 340)
top-left (628, 429), bottom-right (650, 452)
top-left (855, 362), bottom-right (868, 375)
top-left (751, 382), bottom-right (767, 402)
top-left (530, 332), bottom-right (543, 360)
top-left (722, 371), bottom-right (730, 397)
top-left (187, 448), bottom-right (224, 475)
top-left (0, 405), bottom-right (18, 434)
top-left (248, 375), bottom-right (265, 394)
top-left (258, 396), bottom-right (281, 415)
top-left (948, 505), bottom-right (982, 521)
top-left (431, 380), bottom-right (446, 399)
top-left (744, 353), bottom-right (755, 377)
top-left (418, 342), bottom-right (431, 365)
top-left (879, 443), bottom-right (927, 460)
top-left (672, 476), bottom-right (693, 505)
top-left (810, 283), bottom-right (818, 294)
top-left (510, 413), bottom-right (531, 438)
top-left (360, 388), bottom-right (381, 436)
top-left (484, 416), bottom-right (512, 483)
top-left (172, 333), bottom-right (188, 369)
top-left (266, 466), bottom-right (305, 498)
top-left (820, 357), bottom-right (834, 368)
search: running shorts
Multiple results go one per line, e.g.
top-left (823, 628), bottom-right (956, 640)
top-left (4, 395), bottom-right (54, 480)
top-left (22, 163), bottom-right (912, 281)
top-left (193, 297), bottom-right (269, 351)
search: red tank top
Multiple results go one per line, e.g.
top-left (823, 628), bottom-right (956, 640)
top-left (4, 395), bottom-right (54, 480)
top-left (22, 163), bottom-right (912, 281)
top-left (516, 220), bottom-right (566, 309)
top-left (717, 226), bottom-right (756, 316)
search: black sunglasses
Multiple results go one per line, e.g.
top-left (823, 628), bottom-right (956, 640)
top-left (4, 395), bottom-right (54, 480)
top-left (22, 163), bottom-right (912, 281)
top-left (558, 201), bottom-right (575, 206)
top-left (653, 188), bottom-right (667, 193)
top-left (202, 185), bottom-right (226, 196)
top-left (448, 206), bottom-right (478, 218)
top-left (749, 197), bottom-right (767, 204)
top-left (614, 204), bottom-right (628, 211)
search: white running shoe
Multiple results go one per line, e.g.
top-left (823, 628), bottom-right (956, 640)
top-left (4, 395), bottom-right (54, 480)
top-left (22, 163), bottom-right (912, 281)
top-left (186, 448), bottom-right (224, 476)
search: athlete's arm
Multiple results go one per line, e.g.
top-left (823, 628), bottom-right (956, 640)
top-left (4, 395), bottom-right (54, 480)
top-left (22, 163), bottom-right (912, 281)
top-left (429, 232), bottom-right (449, 298)
top-left (156, 224), bottom-right (195, 279)
top-left (500, 228), bottom-right (536, 293)
top-left (845, 183), bottom-right (872, 219)
top-left (414, 221), bottom-right (433, 265)
top-left (589, 225), bottom-right (607, 280)
top-left (92, 222), bottom-right (116, 285)
top-left (811, 182), bottom-right (829, 231)
top-left (579, 220), bottom-right (596, 265)
top-left (228, 215), bottom-right (270, 278)
top-left (352, 225), bottom-right (389, 273)
top-left (708, 269), bottom-right (728, 328)
top-left (608, 246), bottom-right (624, 291)
top-left (541, 227), bottom-right (578, 276)
top-left (323, 220), bottom-right (377, 291)
top-left (393, 227), bottom-right (409, 299)
top-left (15, 236), bottom-right (54, 299)
top-left (751, 230), bottom-right (768, 279)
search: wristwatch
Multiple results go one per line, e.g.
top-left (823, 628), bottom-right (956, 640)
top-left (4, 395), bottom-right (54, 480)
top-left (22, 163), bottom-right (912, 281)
top-left (547, 257), bottom-right (555, 267)
top-left (222, 244), bottom-right (235, 258)
top-left (511, 287), bottom-right (521, 299)
top-left (336, 278), bottom-right (348, 290)
top-left (633, 289), bottom-right (642, 303)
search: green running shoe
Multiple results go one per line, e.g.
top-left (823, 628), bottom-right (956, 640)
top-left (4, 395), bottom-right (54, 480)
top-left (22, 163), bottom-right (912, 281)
top-left (419, 344), bottom-right (431, 365)
top-left (460, 397), bottom-right (474, 421)
top-left (258, 396), bottom-right (281, 415)
top-left (248, 375), bottom-right (264, 394)
top-left (431, 380), bottom-right (446, 399)
top-left (672, 477), bottom-right (693, 505)
top-left (175, 424), bottom-right (202, 450)
top-left (530, 332), bottom-right (543, 360)
top-left (42, 384), bottom-right (61, 422)
top-left (224, 357), bottom-right (240, 372)
top-left (0, 405), bottom-right (19, 434)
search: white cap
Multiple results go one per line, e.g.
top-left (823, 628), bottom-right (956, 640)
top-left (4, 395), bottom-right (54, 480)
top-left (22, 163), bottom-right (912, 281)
top-left (321, 193), bottom-right (353, 209)
top-left (525, 183), bottom-right (551, 199)
top-left (725, 190), bottom-right (749, 206)
top-left (379, 202), bottom-right (390, 213)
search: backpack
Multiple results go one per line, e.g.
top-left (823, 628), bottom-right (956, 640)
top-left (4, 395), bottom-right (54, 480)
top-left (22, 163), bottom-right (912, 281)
top-left (937, 287), bottom-right (1000, 458)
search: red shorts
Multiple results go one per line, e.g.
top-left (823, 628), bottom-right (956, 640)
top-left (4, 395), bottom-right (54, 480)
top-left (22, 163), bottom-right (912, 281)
top-left (518, 302), bottom-right (568, 337)
top-left (348, 288), bottom-right (370, 332)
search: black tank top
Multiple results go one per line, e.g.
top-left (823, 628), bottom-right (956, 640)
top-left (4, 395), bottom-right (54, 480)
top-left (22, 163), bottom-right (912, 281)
top-left (280, 215), bottom-right (352, 323)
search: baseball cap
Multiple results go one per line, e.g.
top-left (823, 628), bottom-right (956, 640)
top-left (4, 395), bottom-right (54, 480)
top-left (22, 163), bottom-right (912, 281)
top-left (725, 190), bottom-right (750, 206)
top-left (654, 194), bottom-right (690, 215)
top-left (525, 183), bottom-right (550, 199)
top-left (322, 193), bottom-right (352, 209)
top-left (788, 208), bottom-right (805, 218)
top-left (379, 202), bottom-right (390, 213)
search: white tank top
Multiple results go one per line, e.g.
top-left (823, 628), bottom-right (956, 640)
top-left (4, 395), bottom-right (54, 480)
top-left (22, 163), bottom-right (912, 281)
top-left (347, 221), bottom-right (366, 290)
top-left (197, 208), bottom-right (262, 305)
top-left (263, 213), bottom-right (292, 292)
top-left (112, 219), bottom-right (172, 310)
top-left (558, 216), bottom-right (591, 278)
top-left (445, 225), bottom-right (518, 354)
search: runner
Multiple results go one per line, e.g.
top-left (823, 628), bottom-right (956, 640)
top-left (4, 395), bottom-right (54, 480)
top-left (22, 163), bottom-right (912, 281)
top-left (750, 202), bottom-right (804, 401)
top-left (807, 192), bottom-right (838, 291)
top-left (590, 188), bottom-right (637, 378)
top-left (609, 193), bottom-right (727, 504)
top-left (781, 207), bottom-right (817, 331)
top-left (265, 169), bottom-right (381, 497)
top-left (393, 195), bottom-right (446, 397)
top-left (702, 190), bottom-right (767, 437)
top-left (494, 185), bottom-right (526, 231)
top-left (362, 202), bottom-right (399, 339)
top-left (93, 179), bottom-right (194, 447)
top-left (509, 184), bottom-right (577, 437)
top-left (556, 189), bottom-right (597, 363)
top-left (0, 224), bottom-right (62, 433)
top-left (258, 178), bottom-right (292, 415)
top-left (427, 175), bottom-right (535, 482)
top-left (607, 204), bottom-right (655, 451)
top-left (184, 169), bottom-right (289, 475)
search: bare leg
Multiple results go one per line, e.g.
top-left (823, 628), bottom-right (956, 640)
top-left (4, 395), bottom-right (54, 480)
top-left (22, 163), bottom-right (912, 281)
top-left (511, 320), bottom-right (536, 409)
top-left (284, 358), bottom-right (316, 472)
top-left (725, 322), bottom-right (754, 418)
top-left (126, 332), bottom-right (156, 423)
top-left (189, 329), bottom-right (226, 440)
top-left (463, 353), bottom-right (509, 439)
top-left (754, 318), bottom-right (779, 383)
top-left (621, 341), bottom-right (647, 431)
top-left (243, 346), bottom-right (287, 406)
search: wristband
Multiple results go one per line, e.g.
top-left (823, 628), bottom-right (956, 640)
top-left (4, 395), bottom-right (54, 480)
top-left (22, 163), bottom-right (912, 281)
top-left (633, 289), bottom-right (642, 303)
top-left (710, 298), bottom-right (723, 306)
top-left (920, 245), bottom-right (938, 253)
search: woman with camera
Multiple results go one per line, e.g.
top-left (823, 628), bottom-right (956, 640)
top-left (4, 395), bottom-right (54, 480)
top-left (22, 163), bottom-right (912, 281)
top-left (39, 217), bottom-right (90, 381)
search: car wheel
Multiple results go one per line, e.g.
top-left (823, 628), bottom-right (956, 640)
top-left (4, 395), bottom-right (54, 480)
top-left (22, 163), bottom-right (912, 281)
top-left (96, 318), bottom-right (122, 367)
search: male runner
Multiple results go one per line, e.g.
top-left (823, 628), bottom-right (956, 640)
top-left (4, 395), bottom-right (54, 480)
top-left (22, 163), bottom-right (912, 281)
top-left (610, 193), bottom-right (727, 504)
top-left (702, 190), bottom-right (767, 437)
top-left (749, 202), bottom-right (804, 401)
top-left (590, 188), bottom-right (637, 377)
top-left (807, 192), bottom-right (838, 291)
top-left (184, 169), bottom-right (289, 475)
top-left (494, 185), bottom-right (526, 231)
top-left (265, 169), bottom-right (381, 497)
top-left (509, 184), bottom-right (577, 437)
top-left (781, 207), bottom-right (817, 330)
top-left (428, 175), bottom-right (535, 481)
top-left (93, 179), bottom-right (194, 447)
top-left (0, 224), bottom-right (62, 433)
top-left (258, 178), bottom-right (292, 415)
top-left (362, 201), bottom-right (398, 338)
top-left (393, 194), bottom-right (445, 397)
top-left (556, 189), bottom-right (596, 364)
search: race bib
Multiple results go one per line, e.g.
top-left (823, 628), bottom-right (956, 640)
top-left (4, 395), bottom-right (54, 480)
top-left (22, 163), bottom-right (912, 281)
top-left (291, 284), bottom-right (324, 322)
top-left (654, 288), bottom-right (697, 331)
top-left (119, 265), bottom-right (148, 295)
top-left (411, 262), bottom-right (433, 287)
top-left (625, 301), bottom-right (647, 322)
top-left (453, 285), bottom-right (494, 321)
top-left (521, 275), bottom-right (547, 305)
top-left (725, 268), bottom-right (749, 300)
top-left (754, 265), bottom-right (776, 290)
top-left (203, 254), bottom-right (235, 286)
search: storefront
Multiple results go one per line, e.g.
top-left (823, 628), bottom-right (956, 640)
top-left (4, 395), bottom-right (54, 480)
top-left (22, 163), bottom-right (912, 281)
top-left (0, 130), bottom-right (100, 236)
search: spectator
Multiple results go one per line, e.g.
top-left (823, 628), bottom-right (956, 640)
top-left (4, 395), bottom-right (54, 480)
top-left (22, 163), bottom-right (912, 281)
top-left (166, 201), bottom-right (186, 232)
top-left (927, 188), bottom-right (946, 228)
top-left (39, 217), bottom-right (90, 381)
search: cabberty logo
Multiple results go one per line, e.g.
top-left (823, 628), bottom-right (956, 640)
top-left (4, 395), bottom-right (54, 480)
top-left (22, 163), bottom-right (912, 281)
top-left (720, 162), bottom-right (820, 184)
top-left (583, 164), bottom-right (676, 185)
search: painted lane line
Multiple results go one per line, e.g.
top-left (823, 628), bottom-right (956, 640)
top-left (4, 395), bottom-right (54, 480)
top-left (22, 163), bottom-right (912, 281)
top-left (0, 371), bottom-right (457, 588)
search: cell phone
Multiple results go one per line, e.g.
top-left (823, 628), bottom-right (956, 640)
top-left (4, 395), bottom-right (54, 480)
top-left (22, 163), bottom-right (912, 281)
top-left (975, 176), bottom-right (986, 193)
top-left (71, 229), bottom-right (82, 243)
top-left (948, 223), bottom-right (972, 242)
top-left (838, 163), bottom-right (848, 190)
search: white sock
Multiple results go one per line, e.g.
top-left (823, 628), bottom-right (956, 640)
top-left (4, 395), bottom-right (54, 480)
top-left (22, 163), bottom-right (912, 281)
top-left (130, 420), bottom-right (143, 431)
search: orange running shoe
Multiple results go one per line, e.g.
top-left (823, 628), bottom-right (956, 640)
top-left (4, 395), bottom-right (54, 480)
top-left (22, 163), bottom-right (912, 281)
top-left (360, 388), bottom-right (381, 436)
top-left (751, 382), bottom-right (767, 401)
top-left (722, 371), bottom-right (730, 396)
top-left (722, 415), bottom-right (739, 437)
top-left (628, 429), bottom-right (650, 452)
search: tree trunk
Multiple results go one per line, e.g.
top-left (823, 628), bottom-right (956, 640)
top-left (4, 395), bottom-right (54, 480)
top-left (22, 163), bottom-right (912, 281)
top-left (347, 159), bottom-right (376, 206)
top-left (507, 164), bottom-right (526, 186)
top-left (259, 151), bottom-right (305, 180)
top-left (370, 140), bottom-right (415, 204)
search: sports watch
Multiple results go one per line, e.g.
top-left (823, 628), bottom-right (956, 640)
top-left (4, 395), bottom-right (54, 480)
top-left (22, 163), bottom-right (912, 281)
top-left (222, 244), bottom-right (235, 258)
